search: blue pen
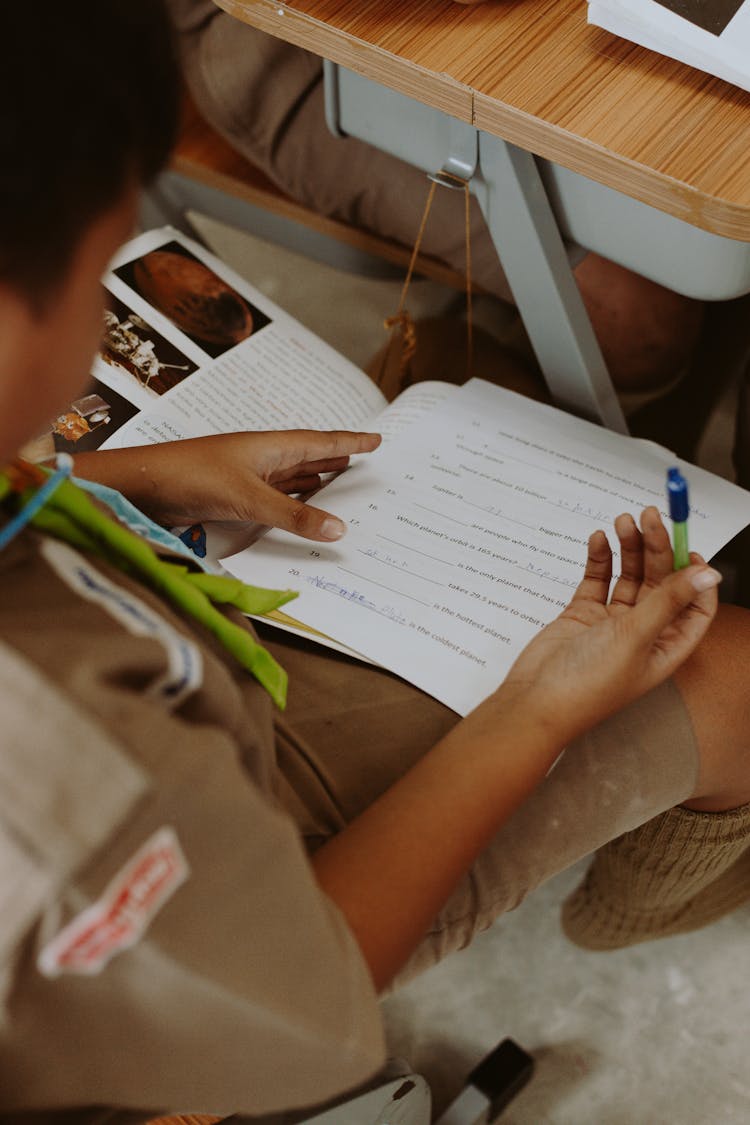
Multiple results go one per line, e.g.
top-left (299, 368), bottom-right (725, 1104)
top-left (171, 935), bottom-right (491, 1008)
top-left (667, 467), bottom-right (690, 570)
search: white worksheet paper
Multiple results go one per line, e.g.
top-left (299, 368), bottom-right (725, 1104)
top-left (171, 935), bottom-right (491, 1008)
top-left (224, 379), bottom-right (750, 716)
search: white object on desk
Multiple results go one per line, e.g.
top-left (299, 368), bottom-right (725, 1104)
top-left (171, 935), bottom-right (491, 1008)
top-left (588, 0), bottom-right (750, 94)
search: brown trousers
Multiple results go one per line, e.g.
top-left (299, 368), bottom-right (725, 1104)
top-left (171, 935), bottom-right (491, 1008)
top-left (262, 627), bottom-right (699, 982)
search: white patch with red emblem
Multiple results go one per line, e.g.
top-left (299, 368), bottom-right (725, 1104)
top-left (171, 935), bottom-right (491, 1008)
top-left (37, 826), bottom-right (189, 977)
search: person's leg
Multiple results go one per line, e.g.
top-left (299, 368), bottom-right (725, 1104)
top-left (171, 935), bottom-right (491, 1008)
top-left (259, 600), bottom-right (750, 981)
top-left (574, 253), bottom-right (704, 393)
top-left (731, 355), bottom-right (750, 609)
top-left (561, 804), bottom-right (750, 950)
top-left (673, 605), bottom-right (750, 814)
top-left (561, 604), bottom-right (750, 951)
top-left (171, 6), bottom-right (704, 393)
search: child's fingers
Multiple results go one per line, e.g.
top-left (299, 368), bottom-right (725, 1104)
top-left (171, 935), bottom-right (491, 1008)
top-left (628, 562), bottom-right (721, 663)
top-left (610, 513), bottom-right (643, 607)
top-left (228, 474), bottom-right (347, 541)
top-left (261, 430), bottom-right (382, 476)
top-left (569, 529), bottom-right (612, 605)
top-left (269, 456), bottom-right (352, 484)
top-left (639, 506), bottom-right (674, 592)
top-left (273, 475), bottom-right (323, 496)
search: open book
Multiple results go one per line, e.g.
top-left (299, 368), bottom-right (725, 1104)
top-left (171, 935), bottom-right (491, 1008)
top-left (587, 0), bottom-right (750, 92)
top-left (36, 226), bottom-right (750, 715)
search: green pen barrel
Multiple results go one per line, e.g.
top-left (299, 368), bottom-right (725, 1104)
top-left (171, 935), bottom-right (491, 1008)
top-left (672, 520), bottom-right (690, 570)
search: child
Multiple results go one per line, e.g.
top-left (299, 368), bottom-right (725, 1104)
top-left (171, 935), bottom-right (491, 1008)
top-left (1, 4), bottom-right (749, 1122)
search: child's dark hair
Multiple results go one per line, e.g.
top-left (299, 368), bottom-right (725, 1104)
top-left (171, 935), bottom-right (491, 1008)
top-left (0, 1), bottom-right (180, 306)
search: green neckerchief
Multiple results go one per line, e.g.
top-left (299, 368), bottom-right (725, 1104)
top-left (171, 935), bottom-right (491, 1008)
top-left (0, 463), bottom-right (297, 709)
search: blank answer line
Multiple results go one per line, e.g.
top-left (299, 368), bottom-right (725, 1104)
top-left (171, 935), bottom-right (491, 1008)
top-left (336, 566), bottom-right (433, 607)
top-left (483, 445), bottom-right (559, 477)
top-left (457, 441), bottom-right (554, 477)
top-left (413, 503), bottom-right (472, 527)
top-left (376, 534), bottom-right (453, 566)
top-left (467, 440), bottom-right (608, 490)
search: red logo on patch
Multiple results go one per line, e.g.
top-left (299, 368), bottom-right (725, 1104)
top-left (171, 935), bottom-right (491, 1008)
top-left (38, 826), bottom-right (189, 977)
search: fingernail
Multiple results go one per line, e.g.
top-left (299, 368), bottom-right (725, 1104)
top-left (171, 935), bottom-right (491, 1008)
top-left (691, 567), bottom-right (722, 591)
top-left (321, 517), bottom-right (346, 540)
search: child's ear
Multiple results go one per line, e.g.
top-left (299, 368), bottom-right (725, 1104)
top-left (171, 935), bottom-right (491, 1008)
top-left (0, 280), bottom-right (38, 338)
top-left (0, 282), bottom-right (48, 459)
top-left (0, 280), bottom-right (53, 386)
top-left (0, 278), bottom-right (51, 330)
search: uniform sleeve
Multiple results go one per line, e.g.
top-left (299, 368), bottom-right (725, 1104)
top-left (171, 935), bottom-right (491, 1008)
top-left (0, 640), bottom-right (385, 1119)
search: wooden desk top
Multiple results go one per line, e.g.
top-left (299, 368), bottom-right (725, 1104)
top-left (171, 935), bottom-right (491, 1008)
top-left (218, 0), bottom-right (750, 240)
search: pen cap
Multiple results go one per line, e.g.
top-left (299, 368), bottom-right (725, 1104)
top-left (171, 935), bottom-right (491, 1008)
top-left (667, 467), bottom-right (689, 522)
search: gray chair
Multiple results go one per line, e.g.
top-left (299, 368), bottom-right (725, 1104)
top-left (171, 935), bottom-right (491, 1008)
top-left (222, 1039), bottom-right (534, 1125)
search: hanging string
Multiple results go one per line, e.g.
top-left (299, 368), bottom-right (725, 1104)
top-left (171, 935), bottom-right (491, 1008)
top-left (461, 172), bottom-right (474, 381)
top-left (375, 171), bottom-right (474, 395)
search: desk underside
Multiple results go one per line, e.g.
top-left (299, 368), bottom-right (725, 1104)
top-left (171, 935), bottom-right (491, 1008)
top-left (219, 0), bottom-right (750, 241)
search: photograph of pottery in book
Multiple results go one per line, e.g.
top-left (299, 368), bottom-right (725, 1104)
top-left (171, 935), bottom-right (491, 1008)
top-left (115, 241), bottom-right (271, 358)
top-left (653, 0), bottom-right (743, 35)
top-left (100, 296), bottom-right (198, 396)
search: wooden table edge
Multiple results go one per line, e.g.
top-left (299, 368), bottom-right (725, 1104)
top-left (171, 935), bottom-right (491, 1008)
top-left (217, 0), bottom-right (750, 242)
top-left (473, 94), bottom-right (750, 241)
top-left (219, 0), bottom-right (473, 119)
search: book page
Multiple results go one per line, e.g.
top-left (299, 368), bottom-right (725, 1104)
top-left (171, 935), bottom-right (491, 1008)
top-left (33, 226), bottom-right (390, 564)
top-left (38, 226), bottom-right (456, 465)
top-left (78, 227), bottom-right (387, 452)
top-left (588, 0), bottom-right (750, 88)
top-left (78, 229), bottom-right (457, 566)
top-left (370, 380), bottom-right (459, 443)
top-left (223, 378), bottom-right (750, 716)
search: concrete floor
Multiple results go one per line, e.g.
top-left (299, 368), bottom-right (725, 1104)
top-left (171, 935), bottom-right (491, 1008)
top-left (193, 213), bottom-right (750, 1125)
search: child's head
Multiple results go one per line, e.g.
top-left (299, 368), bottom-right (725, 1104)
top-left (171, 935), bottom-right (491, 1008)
top-left (0, 1), bottom-right (180, 463)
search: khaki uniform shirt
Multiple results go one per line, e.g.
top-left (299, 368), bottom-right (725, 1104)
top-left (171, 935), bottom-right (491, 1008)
top-left (0, 528), bottom-right (383, 1122)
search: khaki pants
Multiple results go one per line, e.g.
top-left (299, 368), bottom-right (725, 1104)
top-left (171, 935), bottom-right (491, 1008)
top-left (263, 627), bottom-right (699, 982)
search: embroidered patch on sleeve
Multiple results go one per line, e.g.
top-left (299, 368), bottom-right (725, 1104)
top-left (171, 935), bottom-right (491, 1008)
top-left (40, 538), bottom-right (202, 708)
top-left (37, 826), bottom-right (189, 978)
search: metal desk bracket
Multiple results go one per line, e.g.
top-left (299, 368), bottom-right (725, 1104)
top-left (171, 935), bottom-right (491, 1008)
top-left (324, 60), bottom-right (626, 431)
top-left (475, 134), bottom-right (628, 432)
top-left (323, 59), bottom-right (347, 137)
top-left (427, 120), bottom-right (479, 187)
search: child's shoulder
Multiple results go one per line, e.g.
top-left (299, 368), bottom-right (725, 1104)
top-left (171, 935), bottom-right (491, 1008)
top-left (0, 525), bottom-right (277, 778)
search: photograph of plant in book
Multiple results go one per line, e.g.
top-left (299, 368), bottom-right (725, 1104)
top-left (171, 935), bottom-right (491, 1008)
top-left (114, 240), bottom-right (272, 358)
top-left (20, 378), bottom-right (139, 461)
top-left (100, 295), bottom-right (198, 396)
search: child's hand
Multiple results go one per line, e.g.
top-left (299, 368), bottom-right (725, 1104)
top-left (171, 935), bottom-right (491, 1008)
top-left (494, 507), bottom-right (721, 746)
top-left (72, 430), bottom-right (381, 541)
